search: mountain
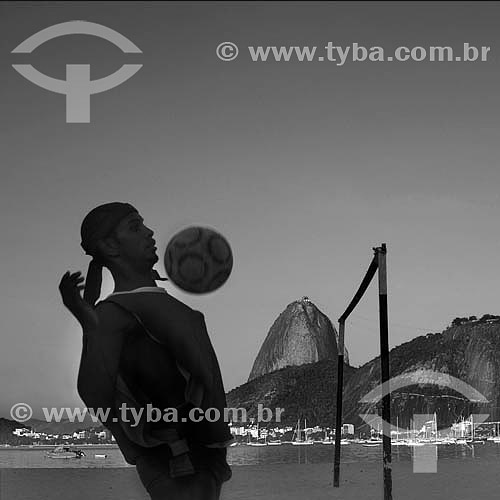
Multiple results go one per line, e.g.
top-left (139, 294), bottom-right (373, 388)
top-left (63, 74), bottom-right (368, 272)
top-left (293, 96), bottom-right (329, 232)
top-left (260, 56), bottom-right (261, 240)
top-left (0, 418), bottom-right (28, 443)
top-left (248, 297), bottom-right (348, 382)
top-left (229, 315), bottom-right (500, 432)
top-left (0, 416), bottom-right (103, 443)
top-left (26, 417), bottom-right (103, 435)
top-left (343, 317), bottom-right (500, 432)
top-left (228, 360), bottom-right (356, 427)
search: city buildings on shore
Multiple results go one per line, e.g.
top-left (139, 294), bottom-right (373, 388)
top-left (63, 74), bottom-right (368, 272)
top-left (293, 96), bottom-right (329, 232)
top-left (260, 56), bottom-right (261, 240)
top-left (9, 426), bottom-right (115, 445)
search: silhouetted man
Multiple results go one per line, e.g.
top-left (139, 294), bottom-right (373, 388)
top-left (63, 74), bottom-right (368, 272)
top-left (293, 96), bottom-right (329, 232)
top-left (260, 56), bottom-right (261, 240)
top-left (59, 202), bottom-right (232, 500)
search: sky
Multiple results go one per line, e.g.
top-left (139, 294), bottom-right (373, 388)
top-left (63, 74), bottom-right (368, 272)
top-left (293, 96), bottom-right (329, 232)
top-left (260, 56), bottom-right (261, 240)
top-left (1, 1), bottom-right (500, 419)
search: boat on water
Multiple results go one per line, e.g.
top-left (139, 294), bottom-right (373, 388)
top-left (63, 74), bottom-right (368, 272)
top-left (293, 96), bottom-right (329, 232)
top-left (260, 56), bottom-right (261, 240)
top-left (320, 428), bottom-right (334, 445)
top-left (267, 440), bottom-right (282, 446)
top-left (362, 426), bottom-right (383, 447)
top-left (291, 441), bottom-right (314, 446)
top-left (449, 415), bottom-right (487, 445)
top-left (246, 422), bottom-right (268, 446)
top-left (406, 440), bottom-right (425, 447)
top-left (362, 440), bottom-right (382, 447)
top-left (46, 446), bottom-right (85, 459)
top-left (391, 440), bottom-right (408, 446)
top-left (291, 418), bottom-right (314, 445)
top-left (489, 422), bottom-right (500, 443)
top-left (320, 438), bottom-right (350, 445)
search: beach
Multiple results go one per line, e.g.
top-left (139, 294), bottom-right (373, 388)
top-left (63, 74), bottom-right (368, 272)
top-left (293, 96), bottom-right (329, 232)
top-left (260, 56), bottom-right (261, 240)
top-left (1, 460), bottom-right (499, 500)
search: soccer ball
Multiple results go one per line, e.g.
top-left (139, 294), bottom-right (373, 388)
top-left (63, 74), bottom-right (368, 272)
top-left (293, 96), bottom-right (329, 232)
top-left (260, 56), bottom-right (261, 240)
top-left (164, 226), bottom-right (233, 294)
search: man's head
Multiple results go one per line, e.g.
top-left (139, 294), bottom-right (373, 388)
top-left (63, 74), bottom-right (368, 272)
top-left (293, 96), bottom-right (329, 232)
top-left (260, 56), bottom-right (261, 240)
top-left (80, 202), bottom-right (158, 273)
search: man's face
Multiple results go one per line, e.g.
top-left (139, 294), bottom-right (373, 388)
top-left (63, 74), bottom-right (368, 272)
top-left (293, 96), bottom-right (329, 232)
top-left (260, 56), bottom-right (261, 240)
top-left (110, 212), bottom-right (158, 270)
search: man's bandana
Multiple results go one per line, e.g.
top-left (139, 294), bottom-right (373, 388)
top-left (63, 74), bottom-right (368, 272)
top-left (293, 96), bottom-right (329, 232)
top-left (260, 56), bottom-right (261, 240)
top-left (80, 202), bottom-right (138, 257)
top-left (80, 202), bottom-right (137, 307)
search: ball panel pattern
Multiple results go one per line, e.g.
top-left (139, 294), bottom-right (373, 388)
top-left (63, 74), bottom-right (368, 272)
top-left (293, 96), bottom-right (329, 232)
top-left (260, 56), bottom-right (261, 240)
top-left (164, 226), bottom-right (233, 294)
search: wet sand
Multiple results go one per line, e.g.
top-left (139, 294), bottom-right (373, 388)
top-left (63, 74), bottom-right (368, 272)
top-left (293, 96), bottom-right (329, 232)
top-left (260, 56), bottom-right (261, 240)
top-left (1, 460), bottom-right (498, 499)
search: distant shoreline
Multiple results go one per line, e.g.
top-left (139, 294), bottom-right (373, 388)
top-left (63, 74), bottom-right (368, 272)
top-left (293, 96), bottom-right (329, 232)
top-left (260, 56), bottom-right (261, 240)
top-left (0, 443), bottom-right (119, 450)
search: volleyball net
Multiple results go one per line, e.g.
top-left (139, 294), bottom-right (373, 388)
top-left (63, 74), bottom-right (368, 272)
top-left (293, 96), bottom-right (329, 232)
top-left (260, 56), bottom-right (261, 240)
top-left (333, 243), bottom-right (392, 500)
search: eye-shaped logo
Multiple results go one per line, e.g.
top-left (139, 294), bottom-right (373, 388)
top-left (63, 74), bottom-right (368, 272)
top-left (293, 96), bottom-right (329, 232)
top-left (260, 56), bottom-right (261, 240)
top-left (359, 369), bottom-right (490, 438)
top-left (11, 21), bottom-right (142, 123)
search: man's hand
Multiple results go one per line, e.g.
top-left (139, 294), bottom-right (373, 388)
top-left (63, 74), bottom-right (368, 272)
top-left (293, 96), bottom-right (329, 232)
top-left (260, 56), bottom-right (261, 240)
top-left (59, 271), bottom-right (99, 332)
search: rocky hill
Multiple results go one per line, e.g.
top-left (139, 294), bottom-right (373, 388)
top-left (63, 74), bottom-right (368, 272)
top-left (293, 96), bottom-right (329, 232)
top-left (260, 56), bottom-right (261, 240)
top-left (0, 418), bottom-right (28, 444)
top-left (229, 359), bottom-right (356, 427)
top-left (344, 318), bottom-right (500, 432)
top-left (248, 297), bottom-right (348, 381)
top-left (25, 417), bottom-right (103, 435)
top-left (229, 316), bottom-right (500, 432)
top-left (0, 416), bottom-right (103, 444)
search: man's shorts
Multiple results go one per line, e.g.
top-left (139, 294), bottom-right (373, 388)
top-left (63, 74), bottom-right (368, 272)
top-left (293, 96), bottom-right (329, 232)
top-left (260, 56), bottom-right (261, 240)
top-left (136, 444), bottom-right (231, 499)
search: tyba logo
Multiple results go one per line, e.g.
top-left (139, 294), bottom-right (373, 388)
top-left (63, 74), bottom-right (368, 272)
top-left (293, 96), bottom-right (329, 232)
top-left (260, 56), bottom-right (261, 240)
top-left (359, 369), bottom-right (490, 437)
top-left (358, 369), bottom-right (490, 473)
top-left (11, 20), bottom-right (142, 123)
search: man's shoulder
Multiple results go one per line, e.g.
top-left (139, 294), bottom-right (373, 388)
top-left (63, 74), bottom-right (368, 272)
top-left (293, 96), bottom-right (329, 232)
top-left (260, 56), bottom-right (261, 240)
top-left (94, 300), bottom-right (138, 331)
top-left (106, 290), bottom-right (204, 319)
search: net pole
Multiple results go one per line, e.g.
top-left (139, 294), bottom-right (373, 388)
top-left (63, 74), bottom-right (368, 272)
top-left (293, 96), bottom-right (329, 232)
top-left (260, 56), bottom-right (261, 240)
top-left (333, 254), bottom-right (378, 488)
top-left (333, 320), bottom-right (345, 487)
top-left (376, 243), bottom-right (393, 500)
